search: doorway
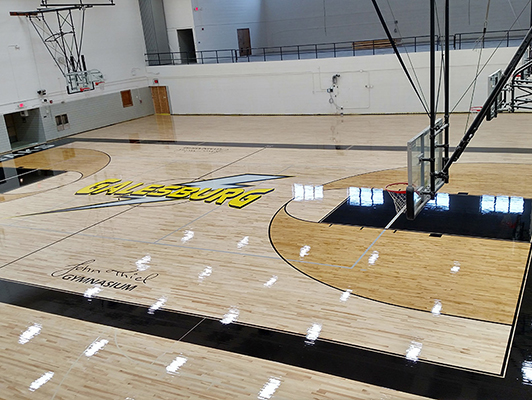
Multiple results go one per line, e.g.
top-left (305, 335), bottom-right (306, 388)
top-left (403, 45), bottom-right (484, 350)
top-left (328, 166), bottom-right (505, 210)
top-left (177, 29), bottom-right (197, 64)
top-left (150, 86), bottom-right (170, 114)
top-left (5, 114), bottom-right (17, 145)
top-left (237, 28), bottom-right (252, 57)
top-left (3, 109), bottom-right (43, 150)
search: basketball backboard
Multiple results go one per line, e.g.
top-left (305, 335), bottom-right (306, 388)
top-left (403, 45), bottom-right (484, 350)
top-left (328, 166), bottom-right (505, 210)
top-left (66, 70), bottom-right (104, 94)
top-left (487, 69), bottom-right (503, 121)
top-left (406, 118), bottom-right (445, 220)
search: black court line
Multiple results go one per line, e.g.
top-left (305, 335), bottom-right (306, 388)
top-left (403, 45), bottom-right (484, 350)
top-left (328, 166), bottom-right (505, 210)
top-left (67, 137), bottom-right (532, 154)
top-left (2, 140), bottom-right (531, 163)
top-left (73, 137), bottom-right (405, 151)
top-left (1, 246), bottom-right (531, 399)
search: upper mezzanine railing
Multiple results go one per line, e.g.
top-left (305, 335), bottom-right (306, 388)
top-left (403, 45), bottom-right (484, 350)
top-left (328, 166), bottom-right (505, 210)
top-left (146, 28), bottom-right (529, 66)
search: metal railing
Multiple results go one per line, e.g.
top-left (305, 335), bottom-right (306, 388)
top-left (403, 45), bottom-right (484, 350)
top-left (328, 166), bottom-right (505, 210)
top-left (146, 29), bottom-right (529, 66)
top-left (453, 28), bottom-right (529, 50)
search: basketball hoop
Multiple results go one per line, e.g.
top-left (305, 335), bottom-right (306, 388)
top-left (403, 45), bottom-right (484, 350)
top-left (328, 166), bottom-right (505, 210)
top-left (385, 182), bottom-right (408, 214)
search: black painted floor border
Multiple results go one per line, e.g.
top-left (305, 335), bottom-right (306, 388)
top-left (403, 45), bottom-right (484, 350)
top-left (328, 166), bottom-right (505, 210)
top-left (2, 139), bottom-right (531, 166)
top-left (71, 137), bottom-right (532, 154)
top-left (1, 258), bottom-right (532, 400)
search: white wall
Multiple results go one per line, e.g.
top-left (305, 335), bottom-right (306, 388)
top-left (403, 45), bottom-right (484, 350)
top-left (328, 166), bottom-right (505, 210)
top-left (148, 47), bottom-right (518, 115)
top-left (0, 0), bottom-right (149, 115)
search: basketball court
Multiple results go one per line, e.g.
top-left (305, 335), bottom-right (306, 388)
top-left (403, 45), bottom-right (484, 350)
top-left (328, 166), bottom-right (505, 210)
top-left (2, 0), bottom-right (532, 398)
top-left (0, 111), bottom-right (531, 399)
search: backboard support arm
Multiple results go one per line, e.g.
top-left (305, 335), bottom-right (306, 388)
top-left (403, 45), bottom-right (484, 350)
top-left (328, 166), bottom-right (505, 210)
top-left (443, 25), bottom-right (532, 174)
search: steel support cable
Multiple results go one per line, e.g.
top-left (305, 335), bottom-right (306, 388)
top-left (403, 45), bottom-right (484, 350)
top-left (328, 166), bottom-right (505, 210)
top-left (29, 15), bottom-right (66, 76)
top-left (56, 9), bottom-right (71, 72)
top-left (433, 1), bottom-right (445, 114)
top-left (463, 0), bottom-right (491, 135)
top-left (443, 25), bottom-right (532, 173)
top-left (78, 6), bottom-right (86, 69)
top-left (435, 51), bottom-right (445, 114)
top-left (450, 0), bottom-right (531, 113)
top-left (371, 0), bottom-right (429, 115)
top-left (450, 46), bottom-right (500, 112)
top-left (444, 0), bottom-right (450, 165)
top-left (430, 0), bottom-right (436, 193)
top-left (64, 12), bottom-right (76, 70)
top-left (384, 0), bottom-right (429, 112)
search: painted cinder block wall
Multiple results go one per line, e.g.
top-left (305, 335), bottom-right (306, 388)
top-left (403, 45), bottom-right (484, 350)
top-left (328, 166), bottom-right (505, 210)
top-left (149, 46), bottom-right (518, 115)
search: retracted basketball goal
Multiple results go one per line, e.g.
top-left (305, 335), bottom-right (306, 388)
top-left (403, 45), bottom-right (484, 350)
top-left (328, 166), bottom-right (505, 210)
top-left (10, 1), bottom-right (114, 94)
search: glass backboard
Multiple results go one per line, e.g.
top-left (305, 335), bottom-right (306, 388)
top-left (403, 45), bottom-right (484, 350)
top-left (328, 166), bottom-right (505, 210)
top-left (406, 118), bottom-right (445, 220)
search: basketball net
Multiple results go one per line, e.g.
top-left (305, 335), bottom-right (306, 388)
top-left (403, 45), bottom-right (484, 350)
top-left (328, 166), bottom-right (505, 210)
top-left (385, 182), bottom-right (408, 214)
top-left (351, 183), bottom-right (407, 269)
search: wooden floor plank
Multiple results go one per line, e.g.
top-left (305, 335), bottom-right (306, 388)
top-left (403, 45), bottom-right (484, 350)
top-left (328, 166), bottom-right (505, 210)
top-left (0, 113), bottom-right (531, 398)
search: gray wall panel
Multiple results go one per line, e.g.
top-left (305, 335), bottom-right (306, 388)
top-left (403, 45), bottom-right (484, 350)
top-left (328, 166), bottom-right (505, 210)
top-left (139, 0), bottom-right (171, 64)
top-left (190, 0), bottom-right (531, 50)
top-left (42, 87), bottom-right (154, 141)
top-left (0, 117), bottom-right (10, 153)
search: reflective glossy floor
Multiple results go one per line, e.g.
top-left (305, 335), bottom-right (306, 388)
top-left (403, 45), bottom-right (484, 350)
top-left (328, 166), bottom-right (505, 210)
top-left (1, 113), bottom-right (532, 399)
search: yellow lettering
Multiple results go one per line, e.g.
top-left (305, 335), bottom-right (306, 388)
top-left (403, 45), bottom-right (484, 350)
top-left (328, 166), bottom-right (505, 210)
top-left (166, 186), bottom-right (200, 199)
top-left (228, 188), bottom-right (274, 209)
top-left (114, 183), bottom-right (144, 195)
top-left (189, 188), bottom-right (224, 201)
top-left (131, 184), bottom-right (164, 196)
top-left (104, 181), bottom-right (135, 195)
top-left (76, 179), bottom-right (121, 195)
top-left (204, 188), bottom-right (245, 205)
top-left (146, 185), bottom-right (182, 197)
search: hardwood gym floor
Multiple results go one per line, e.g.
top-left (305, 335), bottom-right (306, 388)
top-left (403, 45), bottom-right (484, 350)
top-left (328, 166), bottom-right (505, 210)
top-left (0, 113), bottom-right (531, 399)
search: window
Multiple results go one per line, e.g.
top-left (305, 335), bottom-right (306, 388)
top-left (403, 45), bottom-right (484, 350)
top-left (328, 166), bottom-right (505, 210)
top-left (480, 195), bottom-right (524, 214)
top-left (292, 184), bottom-right (324, 201)
top-left (55, 113), bottom-right (69, 131)
top-left (348, 187), bottom-right (385, 206)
